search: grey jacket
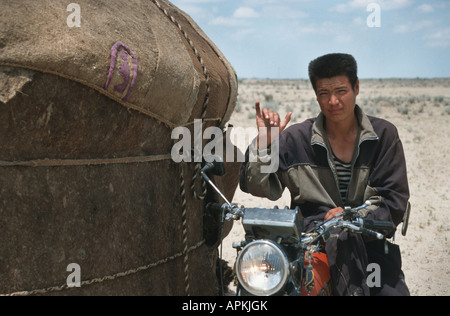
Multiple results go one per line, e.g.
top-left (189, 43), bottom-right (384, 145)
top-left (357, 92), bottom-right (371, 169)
top-left (240, 105), bottom-right (410, 235)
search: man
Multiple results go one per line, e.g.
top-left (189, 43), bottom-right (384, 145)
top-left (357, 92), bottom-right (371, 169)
top-left (239, 53), bottom-right (410, 296)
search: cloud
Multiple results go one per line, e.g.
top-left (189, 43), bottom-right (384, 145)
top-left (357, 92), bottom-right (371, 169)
top-left (210, 7), bottom-right (259, 26)
top-left (210, 16), bottom-right (248, 26)
top-left (332, 0), bottom-right (413, 13)
top-left (243, 0), bottom-right (311, 5)
top-left (332, 0), bottom-right (373, 13)
top-left (261, 5), bottom-right (308, 19)
top-left (173, 0), bottom-right (223, 3)
top-left (394, 20), bottom-right (433, 33)
top-left (424, 27), bottom-right (450, 47)
top-left (233, 7), bottom-right (259, 19)
top-left (381, 0), bottom-right (414, 10)
top-left (416, 4), bottom-right (434, 13)
top-left (230, 28), bottom-right (257, 41)
top-left (334, 34), bottom-right (353, 43)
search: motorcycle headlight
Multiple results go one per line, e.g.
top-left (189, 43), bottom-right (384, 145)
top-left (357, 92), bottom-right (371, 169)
top-left (236, 240), bottom-right (289, 296)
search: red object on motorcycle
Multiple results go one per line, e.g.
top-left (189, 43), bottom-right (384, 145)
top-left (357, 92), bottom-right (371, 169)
top-left (301, 252), bottom-right (333, 296)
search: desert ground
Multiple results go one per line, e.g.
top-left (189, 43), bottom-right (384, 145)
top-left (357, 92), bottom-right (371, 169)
top-left (221, 78), bottom-right (450, 296)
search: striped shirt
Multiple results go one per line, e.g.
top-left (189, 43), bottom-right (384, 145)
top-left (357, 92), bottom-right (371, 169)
top-left (333, 154), bottom-right (352, 205)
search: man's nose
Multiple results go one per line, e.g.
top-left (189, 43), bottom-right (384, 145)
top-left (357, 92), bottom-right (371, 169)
top-left (329, 94), bottom-right (339, 105)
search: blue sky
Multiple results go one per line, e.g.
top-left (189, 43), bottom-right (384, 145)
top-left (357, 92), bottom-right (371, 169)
top-left (170, 0), bottom-right (450, 79)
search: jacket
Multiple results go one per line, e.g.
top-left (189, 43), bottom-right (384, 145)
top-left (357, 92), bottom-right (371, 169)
top-left (240, 105), bottom-right (410, 235)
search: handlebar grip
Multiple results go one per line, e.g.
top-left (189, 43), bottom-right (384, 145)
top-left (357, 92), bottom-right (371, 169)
top-left (362, 219), bottom-right (393, 231)
top-left (206, 202), bottom-right (223, 214)
top-left (360, 227), bottom-right (384, 240)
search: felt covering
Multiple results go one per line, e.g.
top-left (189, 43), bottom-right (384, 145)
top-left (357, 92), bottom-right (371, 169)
top-left (0, 0), bottom-right (238, 295)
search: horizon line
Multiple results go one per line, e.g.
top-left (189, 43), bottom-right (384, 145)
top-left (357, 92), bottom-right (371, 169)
top-left (237, 77), bottom-right (450, 81)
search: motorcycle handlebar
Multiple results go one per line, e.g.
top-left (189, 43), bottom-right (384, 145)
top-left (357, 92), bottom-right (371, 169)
top-left (343, 218), bottom-right (393, 240)
top-left (206, 200), bottom-right (392, 241)
top-left (206, 202), bottom-right (243, 220)
top-left (361, 219), bottom-right (393, 231)
top-left (359, 227), bottom-right (384, 240)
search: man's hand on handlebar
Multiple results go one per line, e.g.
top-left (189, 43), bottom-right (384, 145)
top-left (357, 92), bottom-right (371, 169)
top-left (324, 207), bottom-right (344, 221)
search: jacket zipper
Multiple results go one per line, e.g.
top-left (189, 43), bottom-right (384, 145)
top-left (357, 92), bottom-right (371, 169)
top-left (345, 136), bottom-right (379, 204)
top-left (312, 141), bottom-right (344, 206)
top-left (313, 136), bottom-right (379, 207)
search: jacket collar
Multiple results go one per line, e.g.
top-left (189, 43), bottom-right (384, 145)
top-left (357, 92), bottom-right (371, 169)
top-left (311, 105), bottom-right (379, 147)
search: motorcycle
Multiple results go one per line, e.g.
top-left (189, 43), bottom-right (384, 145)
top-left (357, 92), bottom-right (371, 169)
top-left (201, 156), bottom-right (397, 296)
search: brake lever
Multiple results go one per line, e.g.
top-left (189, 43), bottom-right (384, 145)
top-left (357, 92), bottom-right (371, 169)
top-left (351, 217), bottom-right (384, 240)
top-left (343, 200), bottom-right (373, 220)
top-left (317, 216), bottom-right (384, 242)
top-left (309, 201), bottom-right (376, 243)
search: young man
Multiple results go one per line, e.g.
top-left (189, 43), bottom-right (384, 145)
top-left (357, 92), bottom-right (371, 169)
top-left (239, 53), bottom-right (410, 296)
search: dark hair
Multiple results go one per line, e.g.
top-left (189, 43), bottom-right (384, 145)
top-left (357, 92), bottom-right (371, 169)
top-left (308, 53), bottom-right (358, 92)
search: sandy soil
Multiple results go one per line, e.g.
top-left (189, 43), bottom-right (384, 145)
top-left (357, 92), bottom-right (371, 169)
top-left (220, 78), bottom-right (450, 296)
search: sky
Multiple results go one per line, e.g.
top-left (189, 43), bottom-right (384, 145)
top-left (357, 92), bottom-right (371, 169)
top-left (170, 0), bottom-right (450, 79)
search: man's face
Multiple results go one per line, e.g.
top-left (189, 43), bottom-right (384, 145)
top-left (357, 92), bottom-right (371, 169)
top-left (315, 75), bottom-right (359, 124)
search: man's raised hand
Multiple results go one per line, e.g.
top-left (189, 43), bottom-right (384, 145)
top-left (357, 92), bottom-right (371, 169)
top-left (255, 101), bottom-right (292, 149)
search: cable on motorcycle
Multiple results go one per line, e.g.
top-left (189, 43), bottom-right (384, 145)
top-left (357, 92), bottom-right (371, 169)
top-left (218, 204), bottom-right (225, 296)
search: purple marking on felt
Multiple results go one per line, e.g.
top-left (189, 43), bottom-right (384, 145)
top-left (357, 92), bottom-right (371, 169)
top-left (104, 41), bottom-right (138, 102)
top-left (114, 50), bottom-right (130, 94)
